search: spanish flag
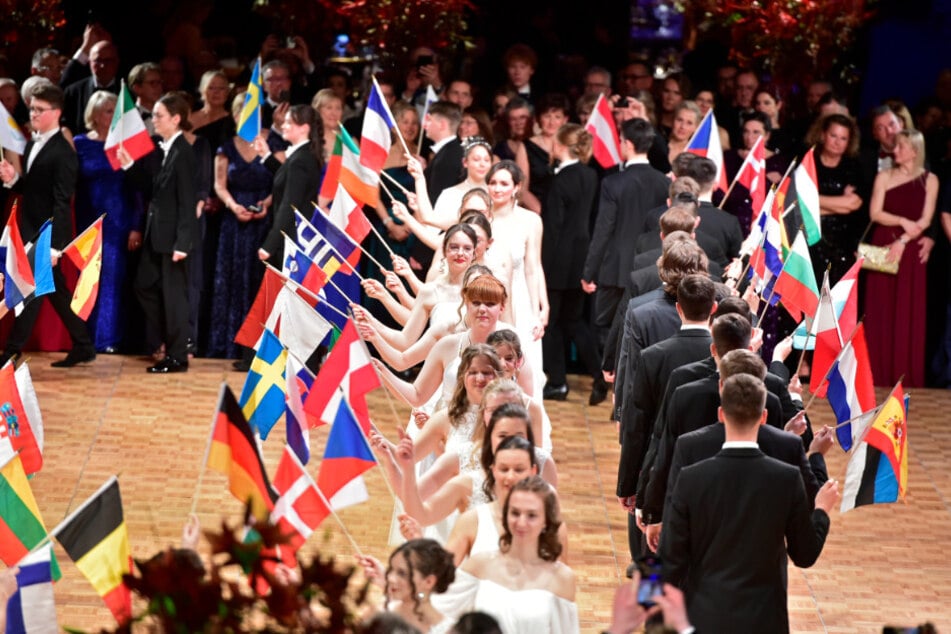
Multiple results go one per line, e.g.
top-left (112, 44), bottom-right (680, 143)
top-left (206, 384), bottom-right (277, 521)
top-left (62, 215), bottom-right (104, 320)
top-left (53, 477), bottom-right (132, 625)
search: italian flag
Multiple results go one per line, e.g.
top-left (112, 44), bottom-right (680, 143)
top-left (104, 81), bottom-right (154, 170)
top-left (773, 229), bottom-right (819, 322)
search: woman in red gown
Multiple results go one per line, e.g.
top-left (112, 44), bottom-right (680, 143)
top-left (863, 129), bottom-right (938, 387)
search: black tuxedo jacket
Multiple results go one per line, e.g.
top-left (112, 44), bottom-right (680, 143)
top-left (144, 135), bottom-right (198, 255)
top-left (424, 138), bottom-right (464, 202)
top-left (634, 227), bottom-right (729, 270)
top-left (261, 147), bottom-right (322, 261)
top-left (641, 201), bottom-right (742, 265)
top-left (582, 163), bottom-right (669, 287)
top-left (615, 328), bottom-right (712, 497)
top-left (542, 162), bottom-right (598, 289)
top-left (660, 447), bottom-right (830, 633)
top-left (62, 77), bottom-right (119, 135)
top-left (11, 131), bottom-right (77, 249)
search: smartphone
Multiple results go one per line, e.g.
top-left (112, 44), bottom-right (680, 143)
top-left (247, 205), bottom-right (261, 213)
top-left (618, 97), bottom-right (631, 108)
top-left (635, 555), bottom-right (663, 608)
top-left (416, 54), bottom-right (434, 69)
top-left (286, 36), bottom-right (297, 49)
top-left (277, 89), bottom-right (290, 103)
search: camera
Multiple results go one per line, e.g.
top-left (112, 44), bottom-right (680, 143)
top-left (286, 36), bottom-right (297, 49)
top-left (635, 555), bottom-right (663, 608)
top-left (618, 97), bottom-right (631, 108)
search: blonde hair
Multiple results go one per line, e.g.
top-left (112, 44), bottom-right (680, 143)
top-left (898, 129), bottom-right (926, 172)
top-left (83, 90), bottom-right (117, 131)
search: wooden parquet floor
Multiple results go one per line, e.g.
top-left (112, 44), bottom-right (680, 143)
top-left (17, 353), bottom-right (951, 632)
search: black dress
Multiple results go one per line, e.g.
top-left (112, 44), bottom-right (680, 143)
top-left (808, 153), bottom-right (865, 285)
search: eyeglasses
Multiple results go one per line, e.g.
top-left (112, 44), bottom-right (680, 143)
top-left (29, 106), bottom-right (54, 114)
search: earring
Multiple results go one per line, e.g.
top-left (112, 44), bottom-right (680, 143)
top-left (417, 591), bottom-right (428, 602)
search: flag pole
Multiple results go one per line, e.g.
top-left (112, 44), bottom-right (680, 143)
top-left (833, 406), bottom-right (883, 430)
top-left (365, 181), bottom-right (399, 261)
top-left (717, 135), bottom-right (764, 209)
top-left (801, 318), bottom-right (865, 413)
top-left (849, 375), bottom-right (905, 448)
top-left (190, 383), bottom-right (227, 515)
top-left (349, 306), bottom-right (409, 432)
top-left (298, 204), bottom-right (386, 274)
top-left (380, 169), bottom-right (413, 197)
top-left (754, 206), bottom-right (798, 323)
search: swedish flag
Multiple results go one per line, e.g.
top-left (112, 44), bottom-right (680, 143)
top-left (237, 57), bottom-right (262, 142)
top-left (239, 328), bottom-right (287, 439)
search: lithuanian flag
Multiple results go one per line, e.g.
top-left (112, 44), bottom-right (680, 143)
top-left (62, 215), bottom-right (104, 320)
top-left (53, 477), bottom-right (132, 625)
top-left (0, 453), bottom-right (56, 571)
top-left (206, 384), bottom-right (277, 521)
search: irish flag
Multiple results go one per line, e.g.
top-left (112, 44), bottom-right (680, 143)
top-left (104, 81), bottom-right (154, 170)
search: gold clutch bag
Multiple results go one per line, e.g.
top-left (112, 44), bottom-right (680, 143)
top-left (858, 242), bottom-right (899, 275)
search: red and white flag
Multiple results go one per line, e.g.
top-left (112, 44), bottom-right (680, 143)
top-left (359, 78), bottom-right (397, 175)
top-left (271, 445), bottom-right (326, 555)
top-left (584, 94), bottom-right (621, 169)
top-left (810, 271), bottom-right (843, 397)
top-left (327, 185), bottom-right (372, 244)
top-left (104, 81), bottom-right (154, 171)
top-left (734, 135), bottom-right (766, 213)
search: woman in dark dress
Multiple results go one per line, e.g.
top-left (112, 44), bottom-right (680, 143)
top-left (524, 93), bottom-right (570, 217)
top-left (806, 113), bottom-right (865, 285)
top-left (74, 90), bottom-right (136, 352)
top-left (207, 92), bottom-right (279, 359)
top-left (863, 129), bottom-right (938, 387)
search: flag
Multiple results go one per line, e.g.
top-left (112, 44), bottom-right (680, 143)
top-left (328, 184), bottom-right (372, 244)
top-left (734, 135), bottom-right (766, 214)
top-left (315, 398), bottom-right (376, 516)
top-left (1, 203), bottom-right (36, 309)
top-left (234, 266), bottom-right (285, 349)
top-left (0, 454), bottom-right (52, 568)
top-left (53, 477), bottom-right (132, 625)
top-left (419, 84), bottom-right (439, 123)
top-left (206, 384), bottom-right (278, 521)
top-left (0, 364), bottom-right (42, 475)
top-left (584, 93), bottom-right (621, 168)
top-left (0, 100), bottom-right (26, 155)
top-left (29, 220), bottom-right (54, 300)
top-left (274, 283), bottom-right (334, 362)
top-left (104, 81), bottom-right (154, 170)
top-left (792, 147), bottom-right (822, 245)
top-left (809, 272), bottom-right (842, 398)
top-left (282, 235), bottom-right (327, 296)
top-left (841, 384), bottom-right (908, 512)
top-left (285, 354), bottom-right (317, 464)
top-left (297, 208), bottom-right (360, 272)
top-left (284, 228), bottom-right (351, 332)
top-left (359, 78), bottom-right (397, 175)
top-left (826, 323), bottom-right (877, 450)
top-left (238, 329), bottom-right (287, 440)
top-left (237, 57), bottom-right (263, 143)
top-left (772, 229), bottom-right (819, 321)
top-left (304, 320), bottom-right (379, 432)
top-left (14, 363), bottom-right (43, 455)
top-left (792, 258), bottom-right (862, 350)
top-left (4, 543), bottom-right (58, 634)
top-left (61, 216), bottom-right (104, 320)
top-left (685, 109), bottom-right (728, 193)
top-left (270, 444), bottom-right (325, 554)
top-left (318, 126), bottom-right (379, 208)
top-left (746, 187), bottom-right (784, 290)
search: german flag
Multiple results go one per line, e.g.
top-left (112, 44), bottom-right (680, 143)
top-left (207, 384), bottom-right (278, 521)
top-left (53, 477), bottom-right (132, 625)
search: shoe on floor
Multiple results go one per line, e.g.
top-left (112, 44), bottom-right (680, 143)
top-left (543, 383), bottom-right (569, 401)
top-left (51, 347), bottom-right (96, 368)
top-left (147, 356), bottom-right (188, 374)
top-left (589, 376), bottom-right (610, 406)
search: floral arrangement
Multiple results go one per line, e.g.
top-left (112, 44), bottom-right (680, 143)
top-left (0, 0), bottom-right (65, 71)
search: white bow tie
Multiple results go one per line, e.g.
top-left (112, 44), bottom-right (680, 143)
top-left (159, 139), bottom-right (173, 153)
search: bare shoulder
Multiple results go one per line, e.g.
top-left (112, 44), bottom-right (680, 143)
top-left (548, 561), bottom-right (577, 601)
top-left (461, 549), bottom-right (500, 576)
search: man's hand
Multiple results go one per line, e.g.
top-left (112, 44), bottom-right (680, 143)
top-left (654, 583), bottom-right (692, 632)
top-left (808, 425), bottom-right (835, 456)
top-left (617, 495), bottom-right (636, 514)
top-left (646, 522), bottom-right (662, 553)
top-left (814, 479), bottom-right (841, 514)
top-left (918, 236), bottom-right (935, 264)
top-left (581, 279), bottom-right (597, 294)
top-left (784, 410), bottom-right (807, 437)
top-left (772, 334), bottom-right (794, 363)
top-left (257, 248), bottom-right (270, 261)
top-left (0, 159), bottom-right (17, 183)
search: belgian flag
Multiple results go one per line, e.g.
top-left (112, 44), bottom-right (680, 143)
top-left (53, 477), bottom-right (132, 625)
top-left (206, 384), bottom-right (278, 521)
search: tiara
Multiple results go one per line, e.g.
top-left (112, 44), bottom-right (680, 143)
top-left (462, 136), bottom-right (492, 154)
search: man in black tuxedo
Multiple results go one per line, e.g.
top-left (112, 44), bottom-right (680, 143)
top-left (616, 273), bottom-right (716, 562)
top-left (0, 84), bottom-right (95, 368)
top-left (659, 373), bottom-right (839, 633)
top-left (582, 118), bottom-right (669, 339)
top-left (62, 40), bottom-right (120, 135)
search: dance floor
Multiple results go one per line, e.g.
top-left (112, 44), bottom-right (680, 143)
top-left (19, 353), bottom-right (951, 632)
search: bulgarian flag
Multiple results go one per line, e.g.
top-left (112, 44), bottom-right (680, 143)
top-left (62, 215), bottom-right (104, 320)
top-left (773, 229), bottom-right (819, 322)
top-left (104, 80), bottom-right (154, 170)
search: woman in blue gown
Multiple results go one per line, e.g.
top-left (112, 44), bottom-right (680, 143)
top-left (73, 90), bottom-right (136, 352)
top-left (207, 93), bottom-right (280, 359)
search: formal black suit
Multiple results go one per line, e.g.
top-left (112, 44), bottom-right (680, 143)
top-left (582, 162), bottom-right (669, 329)
top-left (633, 230), bottom-right (728, 271)
top-left (660, 447), bottom-right (831, 633)
top-left (424, 137), bottom-right (464, 203)
top-left (2, 130), bottom-right (93, 357)
top-left (541, 161), bottom-right (601, 385)
top-left (261, 145), bottom-right (322, 265)
top-left (135, 134), bottom-right (198, 363)
top-left (641, 201), bottom-right (743, 265)
top-left (62, 76), bottom-right (119, 135)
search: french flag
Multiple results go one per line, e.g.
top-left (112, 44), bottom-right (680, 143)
top-left (359, 78), bottom-right (397, 177)
top-left (584, 93), bottom-right (621, 169)
top-left (685, 109), bottom-right (728, 193)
